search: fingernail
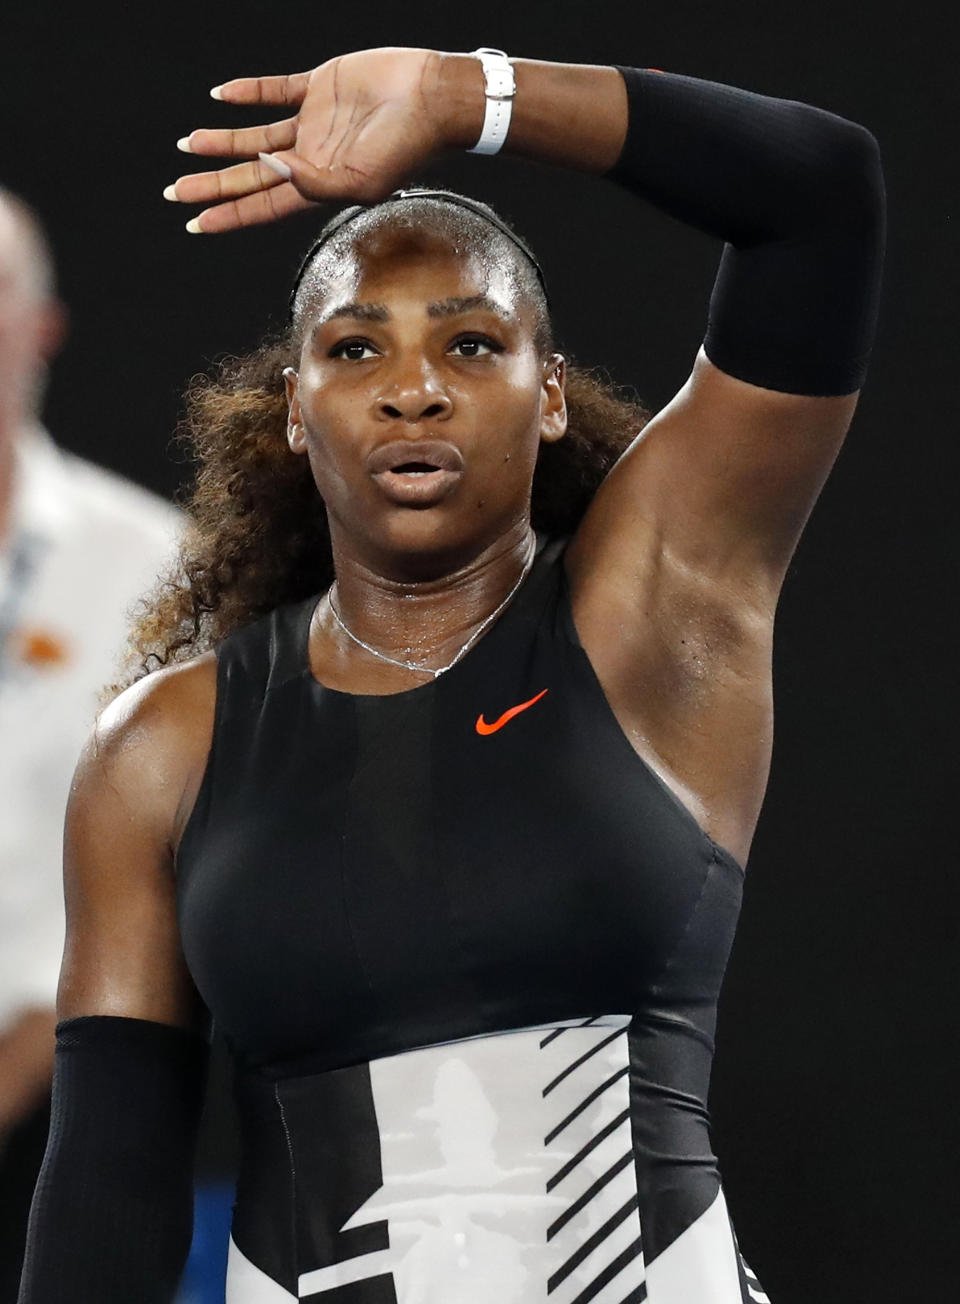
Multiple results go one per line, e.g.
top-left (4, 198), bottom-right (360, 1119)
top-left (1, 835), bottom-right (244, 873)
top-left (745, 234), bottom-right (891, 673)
top-left (259, 151), bottom-right (292, 180)
top-left (162, 184), bottom-right (178, 201)
top-left (177, 136), bottom-right (193, 153)
top-left (185, 218), bottom-right (204, 234)
top-left (210, 85), bottom-right (224, 100)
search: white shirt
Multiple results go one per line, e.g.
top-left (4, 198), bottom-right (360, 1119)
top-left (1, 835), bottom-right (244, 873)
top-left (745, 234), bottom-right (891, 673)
top-left (0, 425), bottom-right (185, 1033)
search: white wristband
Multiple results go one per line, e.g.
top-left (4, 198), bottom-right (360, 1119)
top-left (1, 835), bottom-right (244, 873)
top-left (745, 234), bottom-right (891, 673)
top-left (466, 48), bottom-right (516, 156)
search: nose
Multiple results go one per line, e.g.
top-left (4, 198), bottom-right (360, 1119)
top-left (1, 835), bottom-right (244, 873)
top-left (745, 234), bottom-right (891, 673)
top-left (376, 357), bottom-right (453, 423)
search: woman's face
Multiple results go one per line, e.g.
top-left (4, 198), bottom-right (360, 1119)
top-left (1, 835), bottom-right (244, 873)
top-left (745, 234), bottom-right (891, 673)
top-left (285, 239), bottom-right (566, 578)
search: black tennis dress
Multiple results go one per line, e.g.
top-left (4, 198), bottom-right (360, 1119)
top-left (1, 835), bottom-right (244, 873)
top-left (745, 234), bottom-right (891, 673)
top-left (175, 536), bottom-right (769, 1304)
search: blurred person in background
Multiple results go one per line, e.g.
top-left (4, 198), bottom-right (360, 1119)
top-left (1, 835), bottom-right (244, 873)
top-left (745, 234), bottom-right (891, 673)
top-left (0, 187), bottom-right (184, 1299)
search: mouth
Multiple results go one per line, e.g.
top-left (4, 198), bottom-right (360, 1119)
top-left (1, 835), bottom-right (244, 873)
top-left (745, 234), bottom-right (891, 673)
top-left (390, 460), bottom-right (444, 475)
top-left (368, 440), bottom-right (464, 507)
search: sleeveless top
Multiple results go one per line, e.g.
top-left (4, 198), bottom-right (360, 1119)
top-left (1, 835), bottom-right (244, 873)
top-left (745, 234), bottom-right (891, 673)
top-left (175, 536), bottom-right (769, 1304)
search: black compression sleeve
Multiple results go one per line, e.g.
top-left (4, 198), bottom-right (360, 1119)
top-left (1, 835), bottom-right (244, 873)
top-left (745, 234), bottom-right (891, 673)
top-left (609, 68), bottom-right (886, 396)
top-left (18, 1016), bottom-right (208, 1304)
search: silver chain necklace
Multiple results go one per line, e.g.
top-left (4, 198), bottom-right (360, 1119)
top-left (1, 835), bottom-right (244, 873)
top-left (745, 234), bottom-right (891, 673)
top-left (327, 535), bottom-right (536, 680)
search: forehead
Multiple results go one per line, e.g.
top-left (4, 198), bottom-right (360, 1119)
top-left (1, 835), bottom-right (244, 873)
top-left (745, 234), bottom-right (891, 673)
top-left (340, 246), bottom-right (514, 309)
top-left (297, 229), bottom-right (531, 334)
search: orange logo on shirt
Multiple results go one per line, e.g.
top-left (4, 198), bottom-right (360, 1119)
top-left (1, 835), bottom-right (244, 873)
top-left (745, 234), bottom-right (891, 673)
top-left (475, 689), bottom-right (549, 736)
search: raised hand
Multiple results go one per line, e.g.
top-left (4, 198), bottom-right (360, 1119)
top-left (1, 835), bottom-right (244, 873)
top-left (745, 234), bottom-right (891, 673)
top-left (165, 48), bottom-right (471, 233)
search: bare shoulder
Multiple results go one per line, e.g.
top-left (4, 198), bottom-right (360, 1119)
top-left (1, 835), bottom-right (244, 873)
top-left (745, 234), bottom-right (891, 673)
top-left (59, 651), bottom-right (218, 1025)
top-left (83, 652), bottom-right (218, 850)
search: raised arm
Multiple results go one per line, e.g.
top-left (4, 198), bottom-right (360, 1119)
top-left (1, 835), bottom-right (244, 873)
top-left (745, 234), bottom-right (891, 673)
top-left (565, 66), bottom-right (884, 602)
top-left (18, 658), bottom-right (216, 1304)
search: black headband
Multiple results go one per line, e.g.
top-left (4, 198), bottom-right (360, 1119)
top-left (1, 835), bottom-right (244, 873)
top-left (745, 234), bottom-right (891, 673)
top-left (287, 188), bottom-right (548, 323)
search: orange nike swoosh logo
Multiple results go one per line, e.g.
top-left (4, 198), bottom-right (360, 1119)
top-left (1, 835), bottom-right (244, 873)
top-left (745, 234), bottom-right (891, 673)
top-left (475, 689), bottom-right (549, 736)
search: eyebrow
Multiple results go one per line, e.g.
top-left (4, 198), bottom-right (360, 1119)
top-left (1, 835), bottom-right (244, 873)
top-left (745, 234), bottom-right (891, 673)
top-left (315, 293), bottom-right (516, 328)
top-left (319, 301), bottom-right (390, 325)
top-left (427, 294), bottom-right (516, 321)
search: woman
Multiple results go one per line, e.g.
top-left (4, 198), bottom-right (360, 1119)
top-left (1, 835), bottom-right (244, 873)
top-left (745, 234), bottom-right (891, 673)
top-left (19, 47), bottom-right (883, 1304)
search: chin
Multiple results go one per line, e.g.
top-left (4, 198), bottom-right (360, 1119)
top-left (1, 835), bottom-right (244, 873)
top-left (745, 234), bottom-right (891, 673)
top-left (360, 505), bottom-right (516, 583)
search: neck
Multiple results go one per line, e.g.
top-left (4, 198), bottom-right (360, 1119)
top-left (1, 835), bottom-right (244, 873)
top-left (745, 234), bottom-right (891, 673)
top-left (327, 523), bottom-right (535, 670)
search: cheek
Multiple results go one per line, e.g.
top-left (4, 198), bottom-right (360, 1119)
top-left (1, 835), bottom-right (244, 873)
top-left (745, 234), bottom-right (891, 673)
top-left (482, 399), bottom-right (546, 496)
top-left (502, 375), bottom-right (550, 455)
top-left (298, 412), bottom-right (381, 515)
top-left (467, 389), bottom-right (541, 481)
top-left (481, 356), bottom-right (545, 424)
top-left (302, 430), bottom-right (355, 498)
top-left (298, 387), bottom-right (363, 469)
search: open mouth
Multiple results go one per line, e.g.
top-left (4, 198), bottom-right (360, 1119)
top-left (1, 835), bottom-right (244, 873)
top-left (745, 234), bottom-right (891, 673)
top-left (368, 441), bottom-right (464, 507)
top-left (391, 461), bottom-right (441, 475)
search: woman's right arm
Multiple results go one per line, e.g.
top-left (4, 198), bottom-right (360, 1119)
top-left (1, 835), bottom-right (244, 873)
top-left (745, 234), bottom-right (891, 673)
top-left (18, 656), bottom-right (217, 1304)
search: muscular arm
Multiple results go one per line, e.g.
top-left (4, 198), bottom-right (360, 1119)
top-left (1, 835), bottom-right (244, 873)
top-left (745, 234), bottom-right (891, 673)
top-left (560, 64), bottom-right (884, 592)
top-left (18, 657), bottom-right (216, 1303)
top-left (56, 660), bottom-right (214, 1028)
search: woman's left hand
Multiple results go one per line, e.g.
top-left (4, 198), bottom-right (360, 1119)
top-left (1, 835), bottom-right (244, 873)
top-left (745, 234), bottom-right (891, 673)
top-left (165, 47), bottom-right (470, 233)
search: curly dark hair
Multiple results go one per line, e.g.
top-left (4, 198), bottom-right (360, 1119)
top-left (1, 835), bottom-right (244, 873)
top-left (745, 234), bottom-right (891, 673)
top-left (118, 196), bottom-right (651, 688)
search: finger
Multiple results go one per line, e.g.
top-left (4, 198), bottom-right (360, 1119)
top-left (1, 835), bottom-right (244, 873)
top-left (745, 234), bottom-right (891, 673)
top-left (208, 72), bottom-right (311, 106)
top-left (164, 158), bottom-right (285, 206)
top-left (178, 117), bottom-right (297, 159)
top-left (268, 150), bottom-right (395, 205)
top-left (186, 182), bottom-right (316, 234)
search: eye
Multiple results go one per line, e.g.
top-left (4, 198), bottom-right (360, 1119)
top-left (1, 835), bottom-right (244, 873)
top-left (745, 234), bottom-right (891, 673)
top-left (329, 338), bottom-right (379, 361)
top-left (449, 334), bottom-right (502, 358)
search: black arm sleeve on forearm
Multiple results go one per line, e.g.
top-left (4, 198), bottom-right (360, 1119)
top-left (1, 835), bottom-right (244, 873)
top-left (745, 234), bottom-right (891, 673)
top-left (17, 1016), bottom-right (208, 1304)
top-left (609, 67), bottom-right (886, 396)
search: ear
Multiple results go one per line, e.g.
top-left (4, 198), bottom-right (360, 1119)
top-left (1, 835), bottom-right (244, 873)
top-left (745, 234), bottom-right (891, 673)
top-left (539, 353), bottom-right (567, 445)
top-left (283, 366), bottom-right (307, 454)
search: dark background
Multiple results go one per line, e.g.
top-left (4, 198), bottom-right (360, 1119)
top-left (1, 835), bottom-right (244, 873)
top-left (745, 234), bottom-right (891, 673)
top-left (3, 1), bottom-right (956, 1299)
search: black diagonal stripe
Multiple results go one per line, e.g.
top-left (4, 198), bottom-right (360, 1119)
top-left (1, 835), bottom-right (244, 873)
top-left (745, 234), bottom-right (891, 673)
top-left (540, 1016), bottom-right (601, 1050)
top-left (548, 1195), bottom-right (639, 1292)
top-left (543, 1027), bottom-right (625, 1096)
top-left (545, 1067), bottom-right (629, 1145)
top-left (619, 1284), bottom-right (648, 1302)
top-left (567, 1236), bottom-right (644, 1304)
top-left (548, 1151), bottom-right (633, 1241)
top-left (547, 1108), bottom-right (631, 1191)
